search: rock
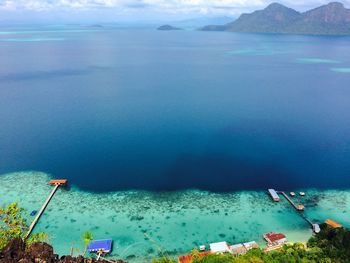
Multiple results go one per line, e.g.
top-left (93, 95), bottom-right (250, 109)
top-left (18, 259), bottom-right (33, 263)
top-left (0, 238), bottom-right (26, 262)
top-left (0, 239), bottom-right (125, 263)
top-left (26, 242), bottom-right (54, 262)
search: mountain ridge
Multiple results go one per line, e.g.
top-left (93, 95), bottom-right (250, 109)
top-left (201, 2), bottom-right (350, 35)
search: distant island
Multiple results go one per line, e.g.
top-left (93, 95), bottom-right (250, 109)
top-left (157, 25), bottom-right (182, 31)
top-left (201, 2), bottom-right (350, 35)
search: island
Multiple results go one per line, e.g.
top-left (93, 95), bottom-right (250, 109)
top-left (157, 24), bottom-right (182, 31)
top-left (201, 2), bottom-right (350, 35)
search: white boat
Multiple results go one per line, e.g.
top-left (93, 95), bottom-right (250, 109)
top-left (299, 192), bottom-right (305, 196)
top-left (290, 192), bottom-right (296, 196)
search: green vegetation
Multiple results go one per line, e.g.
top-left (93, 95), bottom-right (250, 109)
top-left (0, 202), bottom-right (47, 251)
top-left (153, 224), bottom-right (350, 263)
top-left (152, 256), bottom-right (176, 263)
top-left (82, 231), bottom-right (93, 256)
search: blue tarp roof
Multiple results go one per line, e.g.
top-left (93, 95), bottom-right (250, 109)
top-left (88, 239), bottom-right (113, 253)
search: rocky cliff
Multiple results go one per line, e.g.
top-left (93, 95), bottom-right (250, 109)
top-left (0, 238), bottom-right (124, 263)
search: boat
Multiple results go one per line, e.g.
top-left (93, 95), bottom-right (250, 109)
top-left (30, 210), bottom-right (38, 216)
top-left (299, 192), bottom-right (305, 196)
top-left (290, 192), bottom-right (296, 197)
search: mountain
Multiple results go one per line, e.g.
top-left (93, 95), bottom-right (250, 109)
top-left (157, 25), bottom-right (182, 31)
top-left (201, 2), bottom-right (350, 35)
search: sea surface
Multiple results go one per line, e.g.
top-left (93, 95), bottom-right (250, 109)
top-left (1, 26), bottom-right (350, 261)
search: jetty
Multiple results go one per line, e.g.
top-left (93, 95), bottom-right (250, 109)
top-left (25, 179), bottom-right (67, 239)
top-left (279, 191), bottom-right (305, 211)
top-left (267, 189), bottom-right (320, 234)
top-left (268, 189), bottom-right (280, 202)
top-left (301, 214), bottom-right (321, 233)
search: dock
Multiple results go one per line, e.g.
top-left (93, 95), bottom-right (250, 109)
top-left (267, 189), bottom-right (320, 234)
top-left (301, 214), bottom-right (320, 233)
top-left (279, 191), bottom-right (305, 211)
top-left (268, 189), bottom-right (280, 202)
top-left (25, 179), bottom-right (67, 239)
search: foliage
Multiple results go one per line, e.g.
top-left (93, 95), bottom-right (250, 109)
top-left (154, 225), bottom-right (350, 263)
top-left (81, 231), bottom-right (94, 256)
top-left (82, 231), bottom-right (93, 246)
top-left (152, 256), bottom-right (176, 263)
top-left (307, 223), bottom-right (350, 263)
top-left (0, 202), bottom-right (47, 251)
top-left (189, 244), bottom-right (330, 263)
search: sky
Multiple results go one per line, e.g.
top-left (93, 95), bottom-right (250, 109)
top-left (0, 0), bottom-right (349, 24)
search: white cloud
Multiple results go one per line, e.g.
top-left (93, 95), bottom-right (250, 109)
top-left (0, 0), bottom-right (349, 16)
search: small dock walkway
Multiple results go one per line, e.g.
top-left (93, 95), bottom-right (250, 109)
top-left (25, 179), bottom-right (67, 239)
top-left (268, 189), bottom-right (320, 233)
top-left (278, 191), bottom-right (304, 211)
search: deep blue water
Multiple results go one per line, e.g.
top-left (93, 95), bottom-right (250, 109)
top-left (1, 27), bottom-right (350, 192)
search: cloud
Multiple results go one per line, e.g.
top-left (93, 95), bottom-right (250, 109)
top-left (0, 0), bottom-right (349, 18)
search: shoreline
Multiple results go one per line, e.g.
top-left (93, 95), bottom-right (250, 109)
top-left (1, 171), bottom-right (349, 262)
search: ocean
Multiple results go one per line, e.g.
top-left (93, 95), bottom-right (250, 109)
top-left (0, 26), bottom-right (350, 261)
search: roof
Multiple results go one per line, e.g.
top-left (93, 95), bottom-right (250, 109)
top-left (49, 179), bottom-right (67, 185)
top-left (178, 251), bottom-right (211, 263)
top-left (209, 242), bottom-right (230, 253)
top-left (88, 239), bottom-right (113, 253)
top-left (268, 189), bottom-right (280, 200)
top-left (243, 241), bottom-right (259, 249)
top-left (325, 219), bottom-right (342, 229)
top-left (313, 224), bottom-right (321, 233)
top-left (264, 232), bottom-right (286, 243)
top-left (229, 244), bottom-right (247, 254)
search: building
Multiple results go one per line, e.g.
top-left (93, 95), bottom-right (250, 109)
top-left (325, 219), bottom-right (342, 229)
top-left (243, 241), bottom-right (259, 251)
top-left (209, 241), bottom-right (230, 254)
top-left (312, 224), bottom-right (321, 233)
top-left (263, 232), bottom-right (286, 246)
top-left (87, 239), bottom-right (113, 254)
top-left (268, 189), bottom-right (280, 202)
top-left (229, 244), bottom-right (247, 256)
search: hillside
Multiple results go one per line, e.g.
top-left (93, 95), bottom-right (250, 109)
top-left (201, 2), bottom-right (350, 35)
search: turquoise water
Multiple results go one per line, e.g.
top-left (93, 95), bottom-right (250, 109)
top-left (2, 37), bottom-right (65, 42)
top-left (296, 58), bottom-right (341, 64)
top-left (331, 67), bottom-right (350, 73)
top-left (1, 171), bottom-right (349, 261)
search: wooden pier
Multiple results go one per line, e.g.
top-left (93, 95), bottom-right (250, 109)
top-left (25, 179), bottom-right (67, 239)
top-left (279, 191), bottom-right (305, 211)
top-left (268, 189), bottom-right (320, 234)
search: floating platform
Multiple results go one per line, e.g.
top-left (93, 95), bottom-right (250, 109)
top-left (88, 239), bottom-right (113, 253)
top-left (49, 179), bottom-right (68, 186)
top-left (268, 189), bottom-right (280, 202)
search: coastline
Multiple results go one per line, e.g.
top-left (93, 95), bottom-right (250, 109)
top-left (0, 171), bottom-right (349, 262)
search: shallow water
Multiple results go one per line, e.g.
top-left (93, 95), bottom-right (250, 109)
top-left (1, 172), bottom-right (349, 262)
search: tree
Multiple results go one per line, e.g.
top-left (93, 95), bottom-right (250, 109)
top-left (152, 256), bottom-right (176, 263)
top-left (0, 202), bottom-right (47, 251)
top-left (82, 231), bottom-right (93, 256)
